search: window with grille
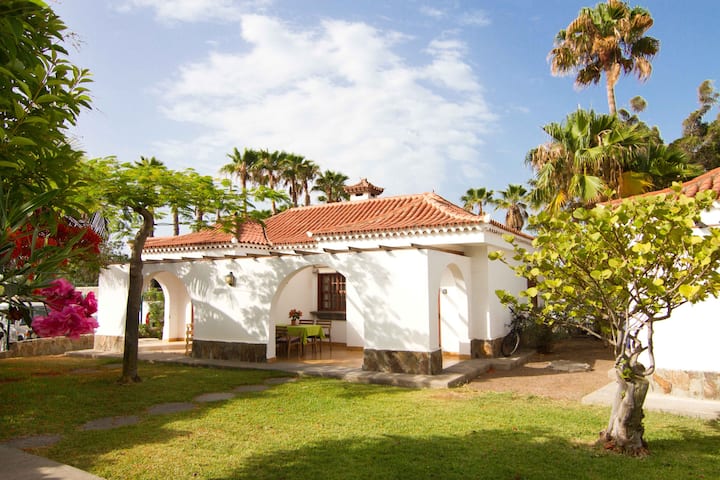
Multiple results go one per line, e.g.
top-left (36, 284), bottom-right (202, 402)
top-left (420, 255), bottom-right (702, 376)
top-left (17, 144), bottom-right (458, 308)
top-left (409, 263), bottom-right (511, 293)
top-left (317, 273), bottom-right (346, 311)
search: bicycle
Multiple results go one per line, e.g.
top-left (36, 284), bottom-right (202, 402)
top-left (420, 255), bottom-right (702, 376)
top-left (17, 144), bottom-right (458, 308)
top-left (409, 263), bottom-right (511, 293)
top-left (501, 308), bottom-right (526, 357)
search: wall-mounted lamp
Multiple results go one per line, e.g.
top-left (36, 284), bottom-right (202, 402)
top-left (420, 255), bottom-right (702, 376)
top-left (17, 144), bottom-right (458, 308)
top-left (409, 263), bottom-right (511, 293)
top-left (224, 271), bottom-right (236, 287)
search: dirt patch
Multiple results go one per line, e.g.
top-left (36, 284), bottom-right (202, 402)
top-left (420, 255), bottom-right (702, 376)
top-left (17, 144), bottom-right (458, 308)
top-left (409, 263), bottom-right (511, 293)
top-left (467, 337), bottom-right (615, 401)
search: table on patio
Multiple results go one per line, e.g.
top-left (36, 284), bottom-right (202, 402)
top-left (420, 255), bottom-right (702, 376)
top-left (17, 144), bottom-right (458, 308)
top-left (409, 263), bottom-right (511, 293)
top-left (279, 324), bottom-right (325, 345)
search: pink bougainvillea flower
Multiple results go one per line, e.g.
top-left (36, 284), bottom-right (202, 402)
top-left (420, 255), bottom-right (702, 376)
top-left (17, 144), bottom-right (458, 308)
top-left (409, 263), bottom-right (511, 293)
top-left (32, 278), bottom-right (99, 338)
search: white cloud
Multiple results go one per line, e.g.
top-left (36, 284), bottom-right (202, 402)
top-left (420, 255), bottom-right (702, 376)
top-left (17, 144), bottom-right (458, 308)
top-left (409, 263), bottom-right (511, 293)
top-left (459, 10), bottom-right (491, 27)
top-left (419, 6), bottom-right (446, 19)
top-left (157, 15), bottom-right (495, 196)
top-left (115, 0), bottom-right (269, 23)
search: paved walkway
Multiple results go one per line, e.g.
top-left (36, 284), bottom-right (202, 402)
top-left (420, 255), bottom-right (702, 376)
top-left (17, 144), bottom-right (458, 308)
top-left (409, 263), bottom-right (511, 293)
top-left (4, 347), bottom-right (718, 479)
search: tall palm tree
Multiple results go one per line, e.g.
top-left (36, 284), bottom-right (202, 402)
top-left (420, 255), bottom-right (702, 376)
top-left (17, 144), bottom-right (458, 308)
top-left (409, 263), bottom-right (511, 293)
top-left (297, 158), bottom-right (320, 206)
top-left (549, 0), bottom-right (659, 115)
top-left (494, 184), bottom-right (529, 231)
top-left (526, 108), bottom-right (651, 213)
top-left (280, 153), bottom-right (306, 207)
top-left (460, 187), bottom-right (494, 215)
top-left (252, 149), bottom-right (284, 213)
top-left (312, 170), bottom-right (349, 203)
top-left (219, 147), bottom-right (258, 192)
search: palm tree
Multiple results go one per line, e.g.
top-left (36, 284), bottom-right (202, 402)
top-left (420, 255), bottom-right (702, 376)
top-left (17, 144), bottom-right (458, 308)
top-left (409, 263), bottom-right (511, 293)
top-left (297, 158), bottom-right (320, 206)
top-left (460, 187), bottom-right (494, 215)
top-left (252, 149), bottom-right (284, 214)
top-left (312, 170), bottom-right (349, 203)
top-left (526, 108), bottom-right (651, 213)
top-left (280, 153), bottom-right (306, 207)
top-left (549, 0), bottom-right (659, 115)
top-left (219, 147), bottom-right (258, 192)
top-left (494, 184), bottom-right (529, 231)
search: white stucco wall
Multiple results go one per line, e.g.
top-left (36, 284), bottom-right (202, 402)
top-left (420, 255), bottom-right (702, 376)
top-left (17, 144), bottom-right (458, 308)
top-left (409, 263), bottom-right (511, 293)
top-left (97, 264), bottom-right (129, 337)
top-left (98, 226), bottom-right (532, 360)
top-left (650, 203), bottom-right (720, 374)
top-left (653, 287), bottom-right (720, 373)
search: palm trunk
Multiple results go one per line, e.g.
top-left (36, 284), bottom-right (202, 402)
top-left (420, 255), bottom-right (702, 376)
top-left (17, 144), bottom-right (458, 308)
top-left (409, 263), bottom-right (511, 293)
top-left (605, 64), bottom-right (620, 115)
top-left (119, 206), bottom-right (154, 384)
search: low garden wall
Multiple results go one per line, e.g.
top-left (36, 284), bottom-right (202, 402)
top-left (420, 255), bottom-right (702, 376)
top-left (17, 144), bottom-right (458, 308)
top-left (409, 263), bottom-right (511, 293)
top-left (651, 368), bottom-right (720, 401)
top-left (0, 334), bottom-right (94, 359)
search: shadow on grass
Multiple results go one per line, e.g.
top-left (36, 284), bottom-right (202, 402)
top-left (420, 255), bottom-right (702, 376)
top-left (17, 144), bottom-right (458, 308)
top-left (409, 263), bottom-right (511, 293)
top-left (208, 428), bottom-right (719, 480)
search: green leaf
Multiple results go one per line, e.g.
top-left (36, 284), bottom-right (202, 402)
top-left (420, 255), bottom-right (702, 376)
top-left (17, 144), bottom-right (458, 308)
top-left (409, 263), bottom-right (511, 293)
top-left (679, 284), bottom-right (700, 300)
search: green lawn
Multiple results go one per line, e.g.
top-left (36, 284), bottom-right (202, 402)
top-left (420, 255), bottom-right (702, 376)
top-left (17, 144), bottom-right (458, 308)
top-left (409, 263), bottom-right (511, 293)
top-left (1, 356), bottom-right (718, 480)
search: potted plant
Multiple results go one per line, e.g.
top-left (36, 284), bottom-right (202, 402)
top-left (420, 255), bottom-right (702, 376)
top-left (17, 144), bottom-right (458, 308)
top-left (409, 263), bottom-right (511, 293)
top-left (288, 308), bottom-right (302, 325)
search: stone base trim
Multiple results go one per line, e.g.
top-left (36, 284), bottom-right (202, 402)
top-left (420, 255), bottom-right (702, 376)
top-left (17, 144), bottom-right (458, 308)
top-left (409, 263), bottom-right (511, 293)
top-left (471, 337), bottom-right (503, 358)
top-left (362, 348), bottom-right (443, 375)
top-left (192, 339), bottom-right (267, 362)
top-left (0, 335), bottom-right (94, 359)
top-left (651, 368), bottom-right (719, 400)
top-left (94, 335), bottom-right (124, 352)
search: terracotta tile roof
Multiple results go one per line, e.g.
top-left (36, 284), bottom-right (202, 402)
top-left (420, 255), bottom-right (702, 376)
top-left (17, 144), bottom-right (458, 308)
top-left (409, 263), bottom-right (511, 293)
top-left (264, 192), bottom-right (483, 244)
top-left (604, 167), bottom-right (720, 206)
top-left (143, 222), bottom-right (266, 250)
top-left (144, 192), bottom-right (529, 250)
top-left (344, 178), bottom-right (384, 196)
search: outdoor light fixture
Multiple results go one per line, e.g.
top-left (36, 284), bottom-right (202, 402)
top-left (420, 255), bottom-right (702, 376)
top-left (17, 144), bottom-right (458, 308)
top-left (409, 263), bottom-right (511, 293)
top-left (224, 272), bottom-right (236, 287)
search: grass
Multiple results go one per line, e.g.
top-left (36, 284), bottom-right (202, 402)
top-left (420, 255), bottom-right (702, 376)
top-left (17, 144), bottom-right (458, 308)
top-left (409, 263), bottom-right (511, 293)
top-left (1, 356), bottom-right (718, 480)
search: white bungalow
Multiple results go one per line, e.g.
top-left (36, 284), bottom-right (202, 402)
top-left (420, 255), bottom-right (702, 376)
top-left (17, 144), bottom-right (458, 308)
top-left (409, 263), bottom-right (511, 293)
top-left (94, 179), bottom-right (532, 375)
top-left (636, 168), bottom-right (720, 400)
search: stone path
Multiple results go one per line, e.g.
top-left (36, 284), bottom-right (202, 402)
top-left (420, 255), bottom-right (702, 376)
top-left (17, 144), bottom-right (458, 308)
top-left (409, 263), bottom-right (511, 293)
top-left (3, 376), bottom-right (298, 450)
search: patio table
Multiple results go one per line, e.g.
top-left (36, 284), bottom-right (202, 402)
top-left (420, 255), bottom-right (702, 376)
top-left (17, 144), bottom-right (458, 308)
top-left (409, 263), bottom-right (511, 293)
top-left (278, 324), bottom-right (325, 344)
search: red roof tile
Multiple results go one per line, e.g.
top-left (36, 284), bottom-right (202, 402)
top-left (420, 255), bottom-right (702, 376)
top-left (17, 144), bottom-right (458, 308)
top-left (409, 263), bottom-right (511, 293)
top-left (143, 222), bottom-right (266, 250)
top-left (344, 178), bottom-right (384, 196)
top-left (144, 192), bottom-right (527, 250)
top-left (264, 192), bottom-right (482, 244)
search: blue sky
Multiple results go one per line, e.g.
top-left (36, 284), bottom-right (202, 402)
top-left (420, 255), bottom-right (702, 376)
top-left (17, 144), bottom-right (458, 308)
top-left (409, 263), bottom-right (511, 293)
top-left (52, 0), bottom-right (720, 218)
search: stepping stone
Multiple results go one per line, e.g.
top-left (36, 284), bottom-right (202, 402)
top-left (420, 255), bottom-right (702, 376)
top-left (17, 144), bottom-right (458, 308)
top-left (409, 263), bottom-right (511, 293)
top-left (265, 377), bottom-right (297, 385)
top-left (2, 434), bottom-right (63, 449)
top-left (232, 384), bottom-right (269, 393)
top-left (81, 415), bottom-right (140, 431)
top-left (193, 392), bottom-right (235, 403)
top-left (146, 402), bottom-right (196, 415)
top-left (547, 360), bottom-right (592, 372)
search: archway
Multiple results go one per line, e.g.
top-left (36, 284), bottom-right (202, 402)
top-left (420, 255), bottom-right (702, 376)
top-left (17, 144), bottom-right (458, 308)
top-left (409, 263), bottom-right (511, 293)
top-left (144, 271), bottom-right (192, 341)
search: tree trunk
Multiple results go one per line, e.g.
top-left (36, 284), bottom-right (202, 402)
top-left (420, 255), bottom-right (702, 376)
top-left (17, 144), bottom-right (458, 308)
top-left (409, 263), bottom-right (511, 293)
top-left (605, 64), bottom-right (620, 115)
top-left (119, 206), bottom-right (154, 384)
top-left (600, 368), bottom-right (650, 456)
top-left (172, 208), bottom-right (180, 236)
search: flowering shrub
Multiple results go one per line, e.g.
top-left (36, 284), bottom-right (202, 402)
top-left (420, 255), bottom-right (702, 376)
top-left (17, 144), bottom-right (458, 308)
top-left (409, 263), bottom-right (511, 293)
top-left (10, 220), bottom-right (102, 267)
top-left (288, 309), bottom-right (302, 321)
top-left (32, 278), bottom-right (98, 338)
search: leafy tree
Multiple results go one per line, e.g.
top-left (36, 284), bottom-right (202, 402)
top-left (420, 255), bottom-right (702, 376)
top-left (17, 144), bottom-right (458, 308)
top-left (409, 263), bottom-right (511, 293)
top-left (84, 157), bottom-right (202, 383)
top-left (460, 188), bottom-right (494, 215)
top-left (494, 184), bottom-right (529, 231)
top-left (671, 80), bottom-right (720, 171)
top-left (313, 170), bottom-right (350, 203)
top-left (1, 1), bottom-right (95, 311)
top-left (492, 187), bottom-right (720, 455)
top-left (549, 0), bottom-right (659, 115)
